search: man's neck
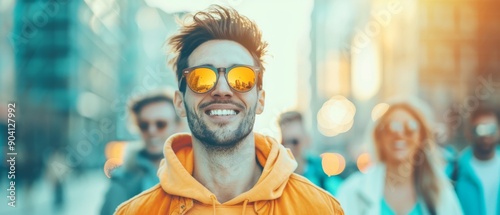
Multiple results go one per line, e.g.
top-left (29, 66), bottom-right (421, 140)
top-left (192, 134), bottom-right (263, 203)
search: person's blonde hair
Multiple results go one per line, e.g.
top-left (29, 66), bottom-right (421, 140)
top-left (373, 101), bottom-right (444, 213)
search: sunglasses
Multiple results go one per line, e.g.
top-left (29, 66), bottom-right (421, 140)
top-left (282, 138), bottom-right (300, 146)
top-left (473, 123), bottom-right (498, 138)
top-left (179, 64), bottom-right (260, 94)
top-left (380, 120), bottom-right (420, 136)
top-left (138, 120), bottom-right (168, 132)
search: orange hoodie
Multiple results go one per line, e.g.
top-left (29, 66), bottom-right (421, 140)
top-left (115, 133), bottom-right (344, 215)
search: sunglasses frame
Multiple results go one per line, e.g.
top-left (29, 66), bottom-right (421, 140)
top-left (472, 123), bottom-right (499, 138)
top-left (138, 120), bottom-right (168, 132)
top-left (378, 120), bottom-right (420, 136)
top-left (179, 64), bottom-right (260, 94)
top-left (282, 138), bottom-right (300, 146)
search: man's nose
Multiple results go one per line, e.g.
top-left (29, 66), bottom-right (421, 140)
top-left (210, 72), bottom-right (233, 98)
top-left (146, 125), bottom-right (158, 135)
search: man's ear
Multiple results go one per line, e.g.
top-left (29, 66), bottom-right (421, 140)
top-left (256, 90), bottom-right (265, 114)
top-left (174, 91), bottom-right (186, 117)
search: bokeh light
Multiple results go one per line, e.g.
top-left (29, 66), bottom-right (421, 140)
top-left (371, 103), bottom-right (390, 121)
top-left (351, 40), bottom-right (381, 101)
top-left (356, 152), bottom-right (372, 173)
top-left (317, 95), bottom-right (356, 137)
top-left (77, 91), bottom-right (105, 119)
top-left (136, 7), bottom-right (163, 31)
top-left (321, 153), bottom-right (346, 176)
top-left (104, 141), bottom-right (127, 163)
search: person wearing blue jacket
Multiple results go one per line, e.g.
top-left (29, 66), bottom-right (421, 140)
top-left (455, 107), bottom-right (500, 215)
top-left (277, 111), bottom-right (343, 196)
top-left (100, 90), bottom-right (184, 215)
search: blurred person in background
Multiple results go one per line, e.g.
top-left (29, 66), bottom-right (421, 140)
top-left (337, 100), bottom-right (463, 215)
top-left (434, 122), bottom-right (459, 179)
top-left (278, 111), bottom-right (343, 195)
top-left (455, 107), bottom-right (500, 215)
top-left (100, 90), bottom-right (183, 215)
top-left (115, 5), bottom-right (343, 214)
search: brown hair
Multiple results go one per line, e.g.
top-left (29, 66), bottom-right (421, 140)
top-left (373, 102), bottom-right (443, 213)
top-left (167, 5), bottom-right (268, 93)
top-left (470, 106), bottom-right (499, 124)
top-left (128, 90), bottom-right (180, 124)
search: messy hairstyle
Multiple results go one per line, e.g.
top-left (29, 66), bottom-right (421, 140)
top-left (373, 102), bottom-right (444, 213)
top-left (167, 5), bottom-right (268, 94)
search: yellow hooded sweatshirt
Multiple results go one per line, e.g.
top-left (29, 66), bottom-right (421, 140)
top-left (115, 133), bottom-right (344, 215)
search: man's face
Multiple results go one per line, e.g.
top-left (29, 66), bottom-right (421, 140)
top-left (471, 114), bottom-right (499, 155)
top-left (138, 101), bottom-right (179, 156)
top-left (174, 40), bottom-right (265, 149)
top-left (280, 121), bottom-right (309, 160)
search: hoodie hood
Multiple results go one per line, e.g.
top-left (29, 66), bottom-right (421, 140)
top-left (157, 132), bottom-right (298, 205)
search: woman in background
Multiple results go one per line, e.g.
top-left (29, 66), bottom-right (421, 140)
top-left (337, 100), bottom-right (463, 215)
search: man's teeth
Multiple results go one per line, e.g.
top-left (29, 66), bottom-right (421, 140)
top-left (209, 109), bottom-right (237, 116)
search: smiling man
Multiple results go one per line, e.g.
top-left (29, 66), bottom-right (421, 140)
top-left (114, 5), bottom-right (343, 215)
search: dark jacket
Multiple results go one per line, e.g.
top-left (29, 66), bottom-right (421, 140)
top-left (100, 149), bottom-right (159, 215)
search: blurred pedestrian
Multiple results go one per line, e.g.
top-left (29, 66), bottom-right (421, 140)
top-left (433, 122), bottom-right (459, 179)
top-left (278, 111), bottom-right (343, 195)
top-left (338, 100), bottom-right (463, 215)
top-left (455, 107), bottom-right (500, 215)
top-left (100, 90), bottom-right (183, 215)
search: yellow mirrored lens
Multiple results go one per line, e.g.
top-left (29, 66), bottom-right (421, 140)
top-left (186, 68), bottom-right (217, 93)
top-left (227, 67), bottom-right (256, 92)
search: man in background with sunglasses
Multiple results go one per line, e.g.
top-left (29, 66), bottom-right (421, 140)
top-left (455, 107), bottom-right (500, 215)
top-left (278, 111), bottom-right (344, 196)
top-left (101, 90), bottom-right (183, 215)
top-left (115, 5), bottom-right (343, 215)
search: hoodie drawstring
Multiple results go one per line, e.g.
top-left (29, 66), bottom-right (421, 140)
top-left (241, 199), bottom-right (249, 215)
top-left (210, 195), bottom-right (217, 215)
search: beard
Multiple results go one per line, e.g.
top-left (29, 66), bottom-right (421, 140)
top-left (185, 100), bottom-right (256, 153)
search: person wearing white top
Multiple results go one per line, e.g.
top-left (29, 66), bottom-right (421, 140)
top-left (337, 99), bottom-right (463, 215)
top-left (455, 107), bottom-right (500, 215)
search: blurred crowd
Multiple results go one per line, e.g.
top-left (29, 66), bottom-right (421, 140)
top-left (11, 90), bottom-right (497, 215)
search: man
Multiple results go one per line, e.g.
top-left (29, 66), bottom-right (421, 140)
top-left (115, 5), bottom-right (343, 214)
top-left (278, 111), bottom-right (311, 175)
top-left (455, 107), bottom-right (500, 215)
top-left (278, 111), bottom-right (343, 196)
top-left (100, 90), bottom-right (183, 215)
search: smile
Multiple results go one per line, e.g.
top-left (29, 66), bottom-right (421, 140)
top-left (206, 109), bottom-right (239, 116)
